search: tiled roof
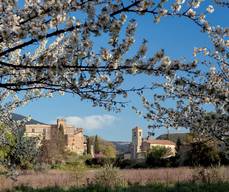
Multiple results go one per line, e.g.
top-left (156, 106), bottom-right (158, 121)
top-left (145, 139), bottom-right (176, 146)
top-left (132, 126), bottom-right (142, 130)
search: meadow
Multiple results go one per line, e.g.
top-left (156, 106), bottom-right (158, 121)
top-left (1, 166), bottom-right (229, 192)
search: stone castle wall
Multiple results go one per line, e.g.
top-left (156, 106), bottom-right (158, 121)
top-left (25, 119), bottom-right (85, 155)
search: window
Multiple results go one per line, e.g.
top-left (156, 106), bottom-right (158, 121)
top-left (32, 128), bottom-right (35, 133)
top-left (139, 132), bottom-right (141, 136)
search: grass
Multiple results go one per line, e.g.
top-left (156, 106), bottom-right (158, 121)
top-left (6, 182), bottom-right (229, 192)
top-left (1, 166), bottom-right (229, 191)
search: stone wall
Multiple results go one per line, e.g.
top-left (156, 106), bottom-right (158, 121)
top-left (65, 129), bottom-right (84, 155)
top-left (25, 119), bottom-right (85, 155)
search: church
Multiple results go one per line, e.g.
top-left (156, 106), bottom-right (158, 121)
top-left (131, 127), bottom-right (176, 160)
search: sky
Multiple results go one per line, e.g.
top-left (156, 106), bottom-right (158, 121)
top-left (16, 1), bottom-right (229, 142)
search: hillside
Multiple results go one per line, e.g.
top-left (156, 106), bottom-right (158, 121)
top-left (156, 133), bottom-right (188, 143)
top-left (111, 141), bottom-right (130, 154)
top-left (12, 113), bottom-right (45, 124)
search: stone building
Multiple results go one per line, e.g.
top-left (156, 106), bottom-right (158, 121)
top-left (131, 126), bottom-right (176, 160)
top-left (131, 127), bottom-right (143, 159)
top-left (141, 138), bottom-right (176, 157)
top-left (25, 119), bottom-right (85, 155)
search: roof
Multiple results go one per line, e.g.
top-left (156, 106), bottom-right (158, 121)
top-left (132, 126), bottom-right (142, 131)
top-left (26, 124), bottom-right (52, 128)
top-left (145, 139), bottom-right (176, 146)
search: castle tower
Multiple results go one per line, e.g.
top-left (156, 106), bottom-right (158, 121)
top-left (57, 119), bottom-right (66, 133)
top-left (131, 127), bottom-right (143, 159)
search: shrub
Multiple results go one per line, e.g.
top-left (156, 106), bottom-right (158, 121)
top-left (146, 146), bottom-right (174, 168)
top-left (192, 167), bottom-right (224, 183)
top-left (93, 164), bottom-right (127, 189)
top-left (34, 163), bottom-right (51, 172)
top-left (0, 164), bottom-right (7, 174)
top-left (219, 152), bottom-right (229, 165)
top-left (114, 158), bottom-right (133, 169)
top-left (85, 157), bottom-right (115, 167)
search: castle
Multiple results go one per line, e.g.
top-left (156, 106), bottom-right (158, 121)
top-left (131, 127), bottom-right (176, 160)
top-left (24, 119), bottom-right (85, 155)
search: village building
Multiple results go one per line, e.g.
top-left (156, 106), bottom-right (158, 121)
top-left (130, 126), bottom-right (176, 160)
top-left (24, 119), bottom-right (85, 155)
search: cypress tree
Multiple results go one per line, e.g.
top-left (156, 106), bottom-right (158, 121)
top-left (87, 137), bottom-right (92, 154)
top-left (94, 135), bottom-right (100, 154)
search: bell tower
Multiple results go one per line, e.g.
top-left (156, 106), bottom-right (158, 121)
top-left (131, 126), bottom-right (143, 159)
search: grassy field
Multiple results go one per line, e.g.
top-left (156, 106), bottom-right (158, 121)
top-left (6, 183), bottom-right (229, 192)
top-left (1, 166), bottom-right (229, 191)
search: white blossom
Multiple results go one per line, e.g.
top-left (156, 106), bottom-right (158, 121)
top-left (206, 5), bottom-right (214, 13)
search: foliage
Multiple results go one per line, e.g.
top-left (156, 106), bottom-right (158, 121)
top-left (8, 135), bottom-right (38, 169)
top-left (157, 133), bottom-right (188, 144)
top-left (0, 0), bottom-right (227, 140)
top-left (0, 123), bottom-right (38, 169)
top-left (192, 167), bottom-right (226, 183)
top-left (0, 0), bottom-right (228, 170)
top-left (176, 138), bottom-right (182, 152)
top-left (114, 158), bottom-right (134, 169)
top-left (7, 182), bottom-right (229, 192)
top-left (94, 135), bottom-right (100, 154)
top-left (147, 146), bottom-right (172, 159)
top-left (38, 124), bottom-right (66, 163)
top-left (59, 154), bottom-right (89, 171)
top-left (184, 141), bottom-right (220, 167)
top-left (88, 135), bottom-right (117, 158)
top-left (99, 141), bottom-right (116, 158)
top-left (0, 123), bottom-right (16, 161)
top-left (85, 157), bottom-right (115, 168)
top-left (146, 146), bottom-right (174, 167)
top-left (57, 124), bottom-right (66, 155)
top-left (93, 164), bottom-right (127, 189)
top-left (219, 152), bottom-right (229, 165)
top-left (86, 136), bottom-right (92, 155)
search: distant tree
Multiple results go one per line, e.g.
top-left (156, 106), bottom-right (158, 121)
top-left (100, 143), bottom-right (116, 158)
top-left (146, 146), bottom-right (173, 167)
top-left (0, 123), bottom-right (38, 169)
top-left (86, 137), bottom-right (92, 154)
top-left (147, 146), bottom-right (172, 159)
top-left (94, 135), bottom-right (100, 154)
top-left (176, 138), bottom-right (182, 152)
top-left (173, 137), bottom-right (182, 166)
top-left (88, 135), bottom-right (116, 158)
top-left (185, 141), bottom-right (220, 167)
top-left (219, 151), bottom-right (229, 165)
top-left (57, 124), bottom-right (66, 155)
top-left (39, 125), bottom-right (66, 163)
top-left (38, 139), bottom-right (50, 163)
top-left (0, 123), bottom-right (15, 162)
